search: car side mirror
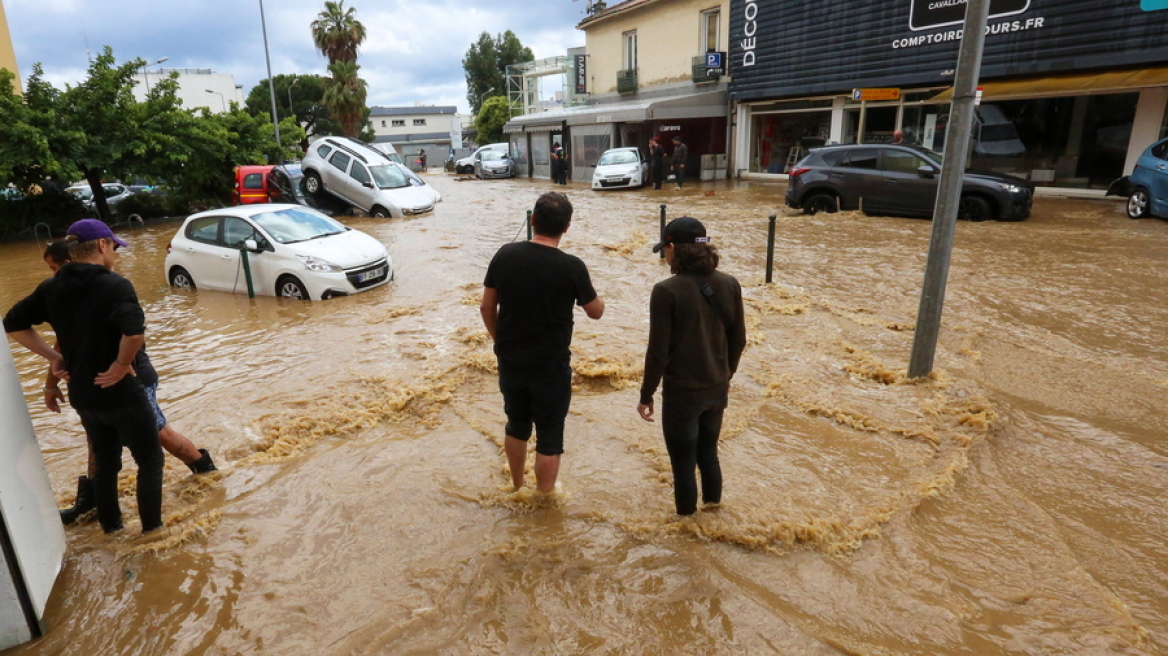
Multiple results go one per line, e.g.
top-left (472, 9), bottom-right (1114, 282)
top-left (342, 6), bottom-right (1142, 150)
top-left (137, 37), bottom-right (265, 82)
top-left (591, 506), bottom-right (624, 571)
top-left (244, 238), bottom-right (261, 253)
top-left (362, 181), bottom-right (373, 188)
top-left (917, 165), bottom-right (937, 179)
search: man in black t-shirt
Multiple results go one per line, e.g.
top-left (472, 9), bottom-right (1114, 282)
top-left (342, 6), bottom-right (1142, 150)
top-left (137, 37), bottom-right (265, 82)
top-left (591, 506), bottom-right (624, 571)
top-left (480, 192), bottom-right (605, 492)
top-left (4, 220), bottom-right (164, 534)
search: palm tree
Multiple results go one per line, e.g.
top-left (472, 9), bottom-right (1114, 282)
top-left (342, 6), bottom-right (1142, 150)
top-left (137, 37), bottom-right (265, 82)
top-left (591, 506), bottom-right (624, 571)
top-left (311, 1), bottom-right (366, 65)
top-left (323, 61), bottom-right (368, 138)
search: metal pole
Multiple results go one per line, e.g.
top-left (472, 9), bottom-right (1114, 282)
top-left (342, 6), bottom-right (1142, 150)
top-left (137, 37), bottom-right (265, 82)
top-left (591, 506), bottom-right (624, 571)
top-left (526, 209), bottom-right (532, 241)
top-left (240, 247), bottom-right (255, 299)
top-left (765, 214), bottom-right (777, 283)
top-left (259, 0), bottom-right (282, 149)
top-left (659, 204), bottom-right (666, 259)
top-left (908, 0), bottom-right (990, 379)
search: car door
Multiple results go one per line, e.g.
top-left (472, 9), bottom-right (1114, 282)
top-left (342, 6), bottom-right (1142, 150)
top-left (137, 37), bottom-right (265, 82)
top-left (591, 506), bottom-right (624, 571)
top-left (325, 151), bottom-right (355, 203)
top-left (879, 148), bottom-right (939, 216)
top-left (346, 160), bottom-right (377, 210)
top-left (835, 147), bottom-right (882, 210)
top-left (1145, 140), bottom-right (1168, 216)
top-left (177, 216), bottom-right (230, 291)
top-left (218, 217), bottom-right (271, 294)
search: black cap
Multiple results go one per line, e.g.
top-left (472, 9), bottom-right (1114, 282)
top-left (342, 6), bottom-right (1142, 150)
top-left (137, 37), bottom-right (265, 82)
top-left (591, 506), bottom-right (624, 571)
top-left (672, 135), bottom-right (681, 141)
top-left (652, 216), bottom-right (708, 253)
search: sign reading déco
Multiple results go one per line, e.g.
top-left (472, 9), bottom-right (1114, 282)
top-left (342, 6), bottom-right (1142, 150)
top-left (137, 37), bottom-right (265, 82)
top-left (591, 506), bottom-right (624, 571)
top-left (910, 0), bottom-right (1030, 31)
top-left (742, 0), bottom-right (759, 66)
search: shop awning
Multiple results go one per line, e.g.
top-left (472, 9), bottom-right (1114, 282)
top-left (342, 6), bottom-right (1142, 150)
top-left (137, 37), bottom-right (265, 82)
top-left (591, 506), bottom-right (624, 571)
top-left (930, 66), bottom-right (1168, 102)
top-left (503, 91), bottom-right (727, 131)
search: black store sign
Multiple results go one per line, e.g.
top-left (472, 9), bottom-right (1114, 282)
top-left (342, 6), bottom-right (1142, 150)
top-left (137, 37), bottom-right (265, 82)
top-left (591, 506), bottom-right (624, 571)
top-left (730, 0), bottom-right (1168, 101)
top-left (574, 55), bottom-right (588, 94)
top-left (911, 0), bottom-right (1029, 30)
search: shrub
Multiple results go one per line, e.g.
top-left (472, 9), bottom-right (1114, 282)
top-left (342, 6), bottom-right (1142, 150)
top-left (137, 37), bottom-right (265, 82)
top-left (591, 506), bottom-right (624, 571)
top-left (0, 191), bottom-right (88, 239)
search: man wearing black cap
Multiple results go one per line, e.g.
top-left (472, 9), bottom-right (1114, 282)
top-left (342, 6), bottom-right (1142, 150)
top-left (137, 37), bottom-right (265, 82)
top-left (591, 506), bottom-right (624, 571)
top-left (637, 217), bottom-right (746, 516)
top-left (481, 192), bottom-right (605, 493)
top-left (4, 219), bottom-right (164, 534)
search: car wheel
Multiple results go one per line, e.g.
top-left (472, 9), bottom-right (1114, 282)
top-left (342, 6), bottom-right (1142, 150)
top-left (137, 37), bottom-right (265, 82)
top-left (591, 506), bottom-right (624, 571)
top-left (1127, 188), bottom-right (1151, 219)
top-left (957, 195), bottom-right (992, 222)
top-left (304, 171), bottom-right (323, 196)
top-left (371, 205), bottom-right (391, 218)
top-left (801, 193), bottom-right (838, 215)
top-left (276, 276), bottom-right (309, 300)
top-left (168, 267), bottom-right (196, 289)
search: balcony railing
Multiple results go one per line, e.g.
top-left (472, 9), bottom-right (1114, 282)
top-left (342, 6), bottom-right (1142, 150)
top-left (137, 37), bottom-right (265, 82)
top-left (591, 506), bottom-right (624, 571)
top-left (692, 56), bottom-right (720, 84)
top-left (617, 69), bottom-right (638, 94)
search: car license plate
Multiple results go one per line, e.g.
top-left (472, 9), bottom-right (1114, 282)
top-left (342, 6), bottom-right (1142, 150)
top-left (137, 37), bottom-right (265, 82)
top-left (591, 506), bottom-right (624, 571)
top-left (358, 266), bottom-right (386, 283)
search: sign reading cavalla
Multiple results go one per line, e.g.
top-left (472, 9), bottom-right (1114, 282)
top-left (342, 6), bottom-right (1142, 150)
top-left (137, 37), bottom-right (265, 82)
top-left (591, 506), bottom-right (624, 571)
top-left (910, 0), bottom-right (1029, 31)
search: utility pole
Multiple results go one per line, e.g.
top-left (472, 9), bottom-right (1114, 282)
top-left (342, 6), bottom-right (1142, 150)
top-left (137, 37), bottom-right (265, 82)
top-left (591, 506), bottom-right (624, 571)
top-left (259, 0), bottom-right (282, 149)
top-left (907, 0), bottom-right (990, 379)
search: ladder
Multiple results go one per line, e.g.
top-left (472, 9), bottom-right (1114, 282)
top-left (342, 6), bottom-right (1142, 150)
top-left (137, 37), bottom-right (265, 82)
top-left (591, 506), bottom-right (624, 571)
top-left (784, 146), bottom-right (805, 173)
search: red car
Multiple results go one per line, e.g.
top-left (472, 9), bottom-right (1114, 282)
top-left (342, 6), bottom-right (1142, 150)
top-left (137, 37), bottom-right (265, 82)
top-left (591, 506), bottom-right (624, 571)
top-left (232, 165), bottom-right (275, 205)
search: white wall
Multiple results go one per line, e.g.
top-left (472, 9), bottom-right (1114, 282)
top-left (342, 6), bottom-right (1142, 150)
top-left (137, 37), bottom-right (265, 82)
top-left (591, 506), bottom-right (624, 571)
top-left (131, 71), bottom-right (245, 113)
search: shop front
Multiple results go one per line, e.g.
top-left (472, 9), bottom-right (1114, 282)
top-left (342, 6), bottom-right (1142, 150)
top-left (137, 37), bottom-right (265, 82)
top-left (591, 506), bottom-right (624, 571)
top-left (729, 0), bottom-right (1168, 187)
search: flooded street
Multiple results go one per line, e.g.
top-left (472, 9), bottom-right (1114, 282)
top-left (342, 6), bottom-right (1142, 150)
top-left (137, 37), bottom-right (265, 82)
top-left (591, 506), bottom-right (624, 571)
top-left (2, 174), bottom-right (1167, 655)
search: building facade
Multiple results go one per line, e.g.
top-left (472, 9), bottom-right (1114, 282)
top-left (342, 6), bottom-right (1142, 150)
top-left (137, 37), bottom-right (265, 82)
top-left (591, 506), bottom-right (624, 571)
top-left (368, 105), bottom-right (463, 163)
top-left (131, 69), bottom-right (244, 114)
top-left (504, 0), bottom-right (731, 182)
top-left (729, 0), bottom-right (1168, 187)
top-left (0, 0), bottom-right (20, 93)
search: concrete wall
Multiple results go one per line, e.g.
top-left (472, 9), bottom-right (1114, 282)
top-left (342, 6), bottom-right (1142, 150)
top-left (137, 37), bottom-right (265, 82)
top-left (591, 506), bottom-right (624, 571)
top-left (583, 0), bottom-right (729, 95)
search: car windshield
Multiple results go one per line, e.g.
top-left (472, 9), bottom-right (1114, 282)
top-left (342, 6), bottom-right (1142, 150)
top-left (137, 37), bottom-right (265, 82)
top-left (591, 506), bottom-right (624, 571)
top-left (251, 207), bottom-right (346, 244)
top-left (598, 151), bottom-right (638, 166)
top-left (369, 164), bottom-right (410, 189)
top-left (481, 151), bottom-right (507, 162)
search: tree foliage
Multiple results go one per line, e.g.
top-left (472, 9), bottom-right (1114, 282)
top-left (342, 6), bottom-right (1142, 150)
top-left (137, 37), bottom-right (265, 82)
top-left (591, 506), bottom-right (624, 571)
top-left (474, 96), bottom-right (511, 146)
top-left (463, 30), bottom-right (533, 115)
top-left (246, 73), bottom-right (341, 151)
top-left (311, 0), bottom-right (369, 138)
top-left (0, 47), bottom-right (301, 228)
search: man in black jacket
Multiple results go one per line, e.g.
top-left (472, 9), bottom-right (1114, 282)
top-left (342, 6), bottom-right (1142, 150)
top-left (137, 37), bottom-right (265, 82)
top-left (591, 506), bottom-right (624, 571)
top-left (4, 219), bottom-right (164, 534)
top-left (637, 217), bottom-right (746, 516)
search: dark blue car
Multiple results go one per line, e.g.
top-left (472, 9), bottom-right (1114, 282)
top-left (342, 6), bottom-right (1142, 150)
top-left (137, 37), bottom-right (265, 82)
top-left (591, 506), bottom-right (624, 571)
top-left (1124, 137), bottom-right (1168, 219)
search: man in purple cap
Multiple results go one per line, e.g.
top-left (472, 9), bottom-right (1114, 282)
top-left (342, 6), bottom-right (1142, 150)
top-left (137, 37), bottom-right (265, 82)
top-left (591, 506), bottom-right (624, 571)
top-left (4, 219), bottom-right (164, 534)
top-left (637, 217), bottom-right (746, 516)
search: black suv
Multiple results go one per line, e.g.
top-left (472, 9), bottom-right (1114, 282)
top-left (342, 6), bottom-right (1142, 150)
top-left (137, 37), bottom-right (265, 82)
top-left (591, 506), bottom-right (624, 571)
top-left (785, 144), bottom-right (1034, 221)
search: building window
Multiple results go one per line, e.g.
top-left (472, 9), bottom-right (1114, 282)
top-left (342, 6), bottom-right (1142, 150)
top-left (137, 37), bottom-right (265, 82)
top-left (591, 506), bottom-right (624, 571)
top-left (701, 9), bottom-right (720, 52)
top-left (413, 118), bottom-right (427, 126)
top-left (623, 31), bottom-right (638, 70)
top-left (392, 120), bottom-right (405, 127)
top-left (381, 120), bottom-right (386, 127)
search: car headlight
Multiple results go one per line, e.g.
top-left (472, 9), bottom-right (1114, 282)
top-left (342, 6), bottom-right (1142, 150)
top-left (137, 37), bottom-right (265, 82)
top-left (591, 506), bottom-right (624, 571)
top-left (997, 182), bottom-right (1024, 194)
top-left (296, 254), bottom-right (343, 272)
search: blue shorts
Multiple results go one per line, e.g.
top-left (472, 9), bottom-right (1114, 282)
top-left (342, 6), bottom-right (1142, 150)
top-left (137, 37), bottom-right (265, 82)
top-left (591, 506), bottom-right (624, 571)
top-left (143, 384), bottom-right (167, 431)
top-left (498, 360), bottom-right (572, 456)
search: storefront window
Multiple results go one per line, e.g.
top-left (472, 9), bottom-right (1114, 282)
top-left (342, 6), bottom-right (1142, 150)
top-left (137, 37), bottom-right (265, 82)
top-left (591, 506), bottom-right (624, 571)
top-left (532, 135), bottom-right (550, 166)
top-left (750, 112), bottom-right (831, 173)
top-left (842, 106), bottom-right (898, 144)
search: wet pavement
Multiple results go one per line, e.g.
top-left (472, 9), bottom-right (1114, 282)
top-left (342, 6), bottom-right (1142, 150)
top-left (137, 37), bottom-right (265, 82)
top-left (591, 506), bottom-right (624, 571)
top-left (1, 173), bottom-right (1166, 655)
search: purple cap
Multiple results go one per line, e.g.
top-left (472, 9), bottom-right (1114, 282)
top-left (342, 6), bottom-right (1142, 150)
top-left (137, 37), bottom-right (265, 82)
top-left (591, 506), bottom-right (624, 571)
top-left (66, 219), bottom-right (128, 247)
top-left (652, 216), bottom-right (709, 253)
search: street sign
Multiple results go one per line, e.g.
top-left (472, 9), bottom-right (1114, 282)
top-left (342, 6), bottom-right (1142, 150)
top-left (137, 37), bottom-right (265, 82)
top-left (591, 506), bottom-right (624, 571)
top-left (852, 88), bottom-right (901, 101)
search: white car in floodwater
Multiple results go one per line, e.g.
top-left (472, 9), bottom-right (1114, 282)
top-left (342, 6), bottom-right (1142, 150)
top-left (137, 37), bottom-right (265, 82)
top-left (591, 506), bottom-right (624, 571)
top-left (591, 147), bottom-right (648, 190)
top-left (164, 204), bottom-right (392, 301)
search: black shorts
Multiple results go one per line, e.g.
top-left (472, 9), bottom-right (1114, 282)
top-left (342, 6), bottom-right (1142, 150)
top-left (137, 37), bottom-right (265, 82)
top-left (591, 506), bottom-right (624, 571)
top-left (498, 360), bottom-right (572, 456)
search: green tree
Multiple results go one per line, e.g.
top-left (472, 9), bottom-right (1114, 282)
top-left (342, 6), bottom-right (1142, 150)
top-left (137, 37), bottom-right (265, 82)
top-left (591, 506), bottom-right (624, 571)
top-left (246, 74), bottom-right (341, 151)
top-left (322, 60), bottom-right (369, 139)
top-left (473, 96), bottom-right (510, 146)
top-left (311, 0), bottom-right (368, 138)
top-left (462, 30), bottom-right (533, 115)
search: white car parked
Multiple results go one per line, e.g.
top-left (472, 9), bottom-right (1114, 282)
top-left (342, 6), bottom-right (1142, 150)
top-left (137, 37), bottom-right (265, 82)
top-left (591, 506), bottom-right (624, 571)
top-left (302, 136), bottom-right (439, 218)
top-left (456, 142), bottom-right (509, 174)
top-left (591, 147), bottom-right (648, 190)
top-left (164, 204), bottom-right (392, 301)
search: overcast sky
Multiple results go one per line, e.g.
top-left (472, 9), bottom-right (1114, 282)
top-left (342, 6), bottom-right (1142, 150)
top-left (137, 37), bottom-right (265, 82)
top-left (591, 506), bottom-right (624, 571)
top-left (5, 0), bottom-right (588, 113)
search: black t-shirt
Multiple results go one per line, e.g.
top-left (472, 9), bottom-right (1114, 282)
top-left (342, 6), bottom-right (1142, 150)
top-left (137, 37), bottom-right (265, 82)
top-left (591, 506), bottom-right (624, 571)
top-left (484, 241), bottom-right (597, 369)
top-left (3, 262), bottom-right (147, 410)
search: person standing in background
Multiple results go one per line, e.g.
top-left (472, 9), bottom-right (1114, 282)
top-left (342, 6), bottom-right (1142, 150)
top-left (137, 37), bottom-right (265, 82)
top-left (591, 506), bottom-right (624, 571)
top-left (649, 137), bottom-right (666, 190)
top-left (671, 136), bottom-right (689, 190)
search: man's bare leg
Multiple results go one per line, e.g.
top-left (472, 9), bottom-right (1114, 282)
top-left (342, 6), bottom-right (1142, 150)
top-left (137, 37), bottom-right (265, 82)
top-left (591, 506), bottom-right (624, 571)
top-left (534, 454), bottom-right (560, 493)
top-left (505, 435), bottom-right (528, 489)
top-left (158, 425), bottom-right (201, 464)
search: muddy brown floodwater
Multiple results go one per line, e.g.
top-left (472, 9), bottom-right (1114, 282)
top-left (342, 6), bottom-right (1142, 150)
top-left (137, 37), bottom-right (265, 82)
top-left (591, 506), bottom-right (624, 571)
top-left (1, 175), bottom-right (1166, 655)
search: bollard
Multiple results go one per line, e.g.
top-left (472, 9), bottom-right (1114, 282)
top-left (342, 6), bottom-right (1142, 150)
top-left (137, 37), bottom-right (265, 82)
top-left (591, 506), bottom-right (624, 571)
top-left (240, 247), bottom-right (255, 298)
top-left (526, 209), bottom-right (533, 241)
top-left (659, 204), bottom-right (667, 259)
top-left (765, 214), bottom-right (777, 283)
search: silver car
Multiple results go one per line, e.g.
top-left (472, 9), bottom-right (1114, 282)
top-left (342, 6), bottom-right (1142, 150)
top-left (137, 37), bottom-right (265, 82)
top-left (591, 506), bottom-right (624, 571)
top-left (302, 136), bottom-right (440, 218)
top-left (474, 150), bottom-right (515, 179)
